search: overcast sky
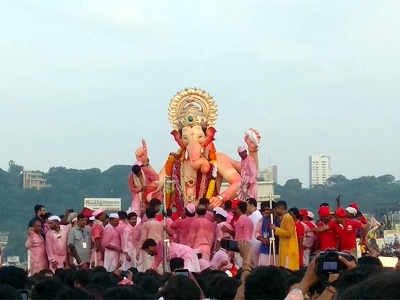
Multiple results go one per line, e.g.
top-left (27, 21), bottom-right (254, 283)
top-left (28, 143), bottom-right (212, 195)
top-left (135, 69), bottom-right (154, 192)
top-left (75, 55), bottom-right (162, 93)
top-left (1, 0), bottom-right (399, 185)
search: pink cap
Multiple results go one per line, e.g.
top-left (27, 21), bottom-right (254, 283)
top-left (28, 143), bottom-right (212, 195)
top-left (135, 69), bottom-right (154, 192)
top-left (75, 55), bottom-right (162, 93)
top-left (93, 209), bottom-right (105, 218)
top-left (237, 146), bottom-right (246, 154)
top-left (186, 204), bottom-right (196, 215)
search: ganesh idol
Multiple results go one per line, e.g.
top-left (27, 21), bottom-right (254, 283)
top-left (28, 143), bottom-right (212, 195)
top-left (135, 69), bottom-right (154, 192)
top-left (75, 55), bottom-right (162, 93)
top-left (136, 88), bottom-right (261, 214)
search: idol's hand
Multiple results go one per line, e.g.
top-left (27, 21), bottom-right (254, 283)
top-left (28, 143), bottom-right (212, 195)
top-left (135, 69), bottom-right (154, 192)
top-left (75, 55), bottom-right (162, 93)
top-left (210, 196), bottom-right (224, 208)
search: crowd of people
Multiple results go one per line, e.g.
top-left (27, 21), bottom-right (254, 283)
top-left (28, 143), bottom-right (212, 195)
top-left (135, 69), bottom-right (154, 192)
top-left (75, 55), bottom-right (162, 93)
top-left (0, 197), bottom-right (398, 299)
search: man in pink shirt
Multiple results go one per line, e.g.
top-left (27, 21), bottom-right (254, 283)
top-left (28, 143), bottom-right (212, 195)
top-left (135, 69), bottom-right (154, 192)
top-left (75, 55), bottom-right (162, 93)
top-left (102, 213), bottom-right (125, 272)
top-left (121, 212), bottom-right (138, 271)
top-left (26, 219), bottom-right (48, 276)
top-left (189, 205), bottom-right (216, 261)
top-left (142, 239), bottom-right (201, 273)
top-left (45, 216), bottom-right (68, 272)
top-left (234, 202), bottom-right (254, 242)
top-left (90, 209), bottom-right (107, 267)
top-left (137, 208), bottom-right (163, 271)
top-left (170, 204), bottom-right (197, 245)
top-left (117, 211), bottom-right (129, 236)
top-left (237, 146), bottom-right (258, 201)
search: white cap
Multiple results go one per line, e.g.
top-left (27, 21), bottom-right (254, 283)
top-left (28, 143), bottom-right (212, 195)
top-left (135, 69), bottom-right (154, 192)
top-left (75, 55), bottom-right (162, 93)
top-left (89, 216), bottom-right (95, 221)
top-left (109, 213), bottom-right (119, 219)
top-left (213, 207), bottom-right (228, 218)
top-left (48, 215), bottom-right (61, 222)
top-left (346, 207), bottom-right (357, 216)
top-left (307, 211), bottom-right (315, 220)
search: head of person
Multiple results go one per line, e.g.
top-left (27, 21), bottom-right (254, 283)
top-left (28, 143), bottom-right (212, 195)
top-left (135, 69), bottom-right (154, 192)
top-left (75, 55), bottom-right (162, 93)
top-left (0, 284), bottom-right (20, 300)
top-left (32, 219), bottom-right (42, 234)
top-left (185, 204), bottom-right (196, 218)
top-left (142, 239), bottom-right (158, 256)
top-left (275, 201), bottom-right (287, 217)
top-left (149, 199), bottom-right (162, 213)
top-left (109, 214), bottom-right (119, 227)
top-left (318, 206), bottom-right (331, 224)
top-left (145, 207), bottom-right (157, 219)
top-left (34, 204), bottom-right (46, 218)
top-left (0, 266), bottom-right (28, 290)
top-left (245, 266), bottom-right (289, 300)
top-left (224, 200), bottom-right (232, 212)
top-left (48, 216), bottom-right (61, 231)
top-left (56, 288), bottom-right (92, 300)
top-left (213, 207), bottom-right (227, 223)
top-left (260, 202), bottom-right (272, 218)
top-left (196, 204), bottom-right (207, 216)
top-left (238, 146), bottom-right (247, 160)
top-left (247, 198), bottom-right (258, 213)
top-left (76, 214), bottom-right (88, 229)
top-left (235, 202), bottom-right (247, 216)
top-left (93, 210), bottom-right (106, 223)
top-left (289, 207), bottom-right (301, 221)
top-left (199, 198), bottom-right (210, 209)
top-left (335, 208), bottom-right (347, 225)
top-left (117, 211), bottom-right (128, 221)
top-left (346, 207), bottom-right (358, 219)
top-left (159, 275), bottom-right (201, 300)
top-left (31, 278), bottom-right (64, 300)
top-left (170, 257), bottom-right (185, 272)
top-left (127, 212), bottom-right (137, 227)
top-left (132, 164), bottom-right (142, 177)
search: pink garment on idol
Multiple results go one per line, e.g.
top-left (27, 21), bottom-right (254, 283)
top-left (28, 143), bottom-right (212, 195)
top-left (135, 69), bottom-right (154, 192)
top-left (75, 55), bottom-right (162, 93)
top-left (45, 225), bottom-right (68, 271)
top-left (90, 221), bottom-right (104, 267)
top-left (152, 242), bottom-right (201, 273)
top-left (234, 214), bottom-right (254, 242)
top-left (121, 224), bottom-right (137, 271)
top-left (189, 217), bottom-right (216, 261)
top-left (102, 224), bottom-right (121, 272)
top-left (138, 219), bottom-right (163, 248)
top-left (170, 217), bottom-right (196, 246)
top-left (238, 156), bottom-right (258, 201)
top-left (210, 248), bottom-right (232, 271)
top-left (25, 232), bottom-right (48, 276)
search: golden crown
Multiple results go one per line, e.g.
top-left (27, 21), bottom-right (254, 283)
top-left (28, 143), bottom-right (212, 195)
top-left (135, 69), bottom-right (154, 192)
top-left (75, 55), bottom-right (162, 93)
top-left (168, 88), bottom-right (218, 130)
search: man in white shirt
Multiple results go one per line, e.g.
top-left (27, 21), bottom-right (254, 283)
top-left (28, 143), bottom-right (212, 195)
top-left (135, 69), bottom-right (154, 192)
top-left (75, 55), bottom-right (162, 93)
top-left (247, 198), bottom-right (262, 267)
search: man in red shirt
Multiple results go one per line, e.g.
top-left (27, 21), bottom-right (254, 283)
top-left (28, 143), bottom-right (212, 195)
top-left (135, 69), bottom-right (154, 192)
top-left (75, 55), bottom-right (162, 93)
top-left (335, 207), bottom-right (367, 258)
top-left (313, 206), bottom-right (340, 252)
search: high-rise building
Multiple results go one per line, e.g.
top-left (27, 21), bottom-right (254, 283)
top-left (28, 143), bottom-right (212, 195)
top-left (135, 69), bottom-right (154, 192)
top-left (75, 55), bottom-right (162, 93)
top-left (309, 155), bottom-right (331, 187)
top-left (258, 166), bottom-right (278, 184)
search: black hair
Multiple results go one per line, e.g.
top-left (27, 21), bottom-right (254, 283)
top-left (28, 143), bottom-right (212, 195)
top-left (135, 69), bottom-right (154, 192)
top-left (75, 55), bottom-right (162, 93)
top-left (56, 288), bottom-right (92, 299)
top-left (31, 279), bottom-right (65, 300)
top-left (134, 273), bottom-right (161, 297)
top-left (207, 277), bottom-right (240, 300)
top-left (196, 206), bottom-right (207, 216)
top-left (214, 213), bottom-right (226, 222)
top-left (247, 198), bottom-right (257, 207)
top-left (170, 258), bottom-right (184, 272)
top-left (127, 212), bottom-right (137, 219)
top-left (34, 204), bottom-right (44, 214)
top-left (74, 269), bottom-right (90, 288)
top-left (145, 207), bottom-right (156, 219)
top-left (289, 207), bottom-right (301, 219)
top-left (77, 214), bottom-right (86, 220)
top-left (159, 275), bottom-right (201, 300)
top-left (245, 266), bottom-right (289, 300)
top-left (0, 266), bottom-right (28, 290)
top-left (0, 284), bottom-right (20, 300)
top-left (131, 165), bottom-right (141, 176)
top-left (142, 238), bottom-right (157, 250)
top-left (237, 202), bottom-right (247, 214)
top-left (320, 202), bottom-right (329, 207)
top-left (260, 201), bottom-right (272, 211)
top-left (340, 270), bottom-right (400, 299)
top-left (103, 286), bottom-right (135, 300)
top-left (199, 198), bottom-right (210, 206)
top-left (224, 200), bottom-right (232, 210)
top-left (357, 256), bottom-right (383, 268)
top-left (185, 207), bottom-right (196, 218)
top-left (43, 212), bottom-right (52, 220)
top-left (276, 200), bottom-right (287, 210)
top-left (117, 211), bottom-right (128, 220)
top-left (149, 198), bottom-right (162, 208)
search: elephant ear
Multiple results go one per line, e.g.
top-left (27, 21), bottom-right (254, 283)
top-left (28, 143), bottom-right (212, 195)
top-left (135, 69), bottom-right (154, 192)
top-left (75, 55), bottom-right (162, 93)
top-left (204, 127), bottom-right (217, 147)
top-left (171, 130), bottom-right (185, 149)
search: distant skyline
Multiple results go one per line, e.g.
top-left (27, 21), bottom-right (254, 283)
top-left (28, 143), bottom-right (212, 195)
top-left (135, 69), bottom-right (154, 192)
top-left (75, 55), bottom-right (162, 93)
top-left (1, 1), bottom-right (400, 185)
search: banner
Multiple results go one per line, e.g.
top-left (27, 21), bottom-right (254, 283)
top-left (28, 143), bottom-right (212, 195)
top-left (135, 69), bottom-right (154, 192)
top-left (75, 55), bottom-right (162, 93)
top-left (84, 198), bottom-right (121, 211)
top-left (0, 232), bottom-right (9, 247)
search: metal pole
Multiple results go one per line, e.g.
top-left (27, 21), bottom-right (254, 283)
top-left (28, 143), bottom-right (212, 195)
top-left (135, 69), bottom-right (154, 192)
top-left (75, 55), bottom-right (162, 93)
top-left (162, 176), bottom-right (172, 273)
top-left (268, 193), bottom-right (276, 265)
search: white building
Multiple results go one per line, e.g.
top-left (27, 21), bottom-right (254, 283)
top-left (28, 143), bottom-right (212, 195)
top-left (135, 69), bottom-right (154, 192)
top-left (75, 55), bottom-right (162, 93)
top-left (22, 171), bottom-right (51, 190)
top-left (309, 154), bottom-right (332, 187)
top-left (258, 166), bottom-right (278, 184)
